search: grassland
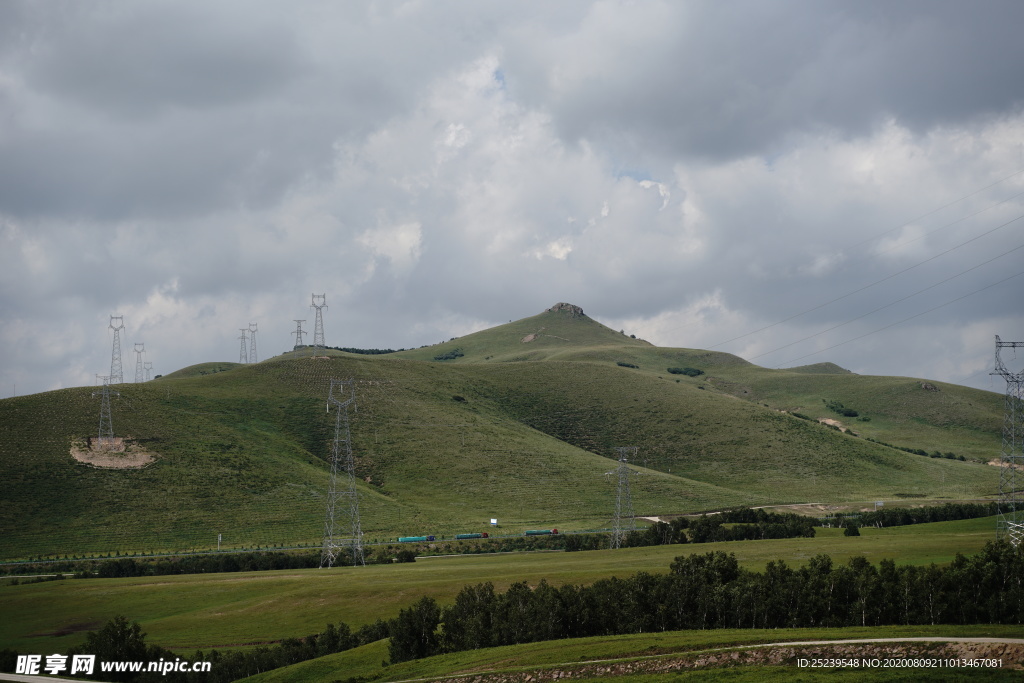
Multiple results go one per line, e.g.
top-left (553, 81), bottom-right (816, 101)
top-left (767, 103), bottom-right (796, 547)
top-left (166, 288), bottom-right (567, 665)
top-left (0, 516), bottom-right (1002, 655)
top-left (0, 305), bottom-right (1004, 562)
top-left (246, 624), bottom-right (1024, 683)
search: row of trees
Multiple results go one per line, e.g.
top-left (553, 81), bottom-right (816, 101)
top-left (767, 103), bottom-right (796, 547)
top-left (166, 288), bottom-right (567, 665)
top-left (566, 510), bottom-right (817, 551)
top-left (835, 502), bottom-right (1001, 528)
top-left (389, 541), bottom-right (1024, 663)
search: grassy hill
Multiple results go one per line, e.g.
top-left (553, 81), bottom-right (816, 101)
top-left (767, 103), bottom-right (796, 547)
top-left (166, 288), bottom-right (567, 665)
top-left (0, 303), bottom-right (1003, 560)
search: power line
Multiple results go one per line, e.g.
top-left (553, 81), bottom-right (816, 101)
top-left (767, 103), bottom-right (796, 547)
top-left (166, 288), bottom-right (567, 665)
top-left (774, 269), bottom-right (1024, 368)
top-left (709, 211), bottom-right (1024, 351)
top-left (846, 167), bottom-right (1024, 253)
top-left (748, 241), bottom-right (1024, 362)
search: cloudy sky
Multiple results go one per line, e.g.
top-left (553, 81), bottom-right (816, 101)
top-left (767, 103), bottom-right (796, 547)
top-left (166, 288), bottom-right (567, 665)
top-left (2, 0), bottom-right (1023, 398)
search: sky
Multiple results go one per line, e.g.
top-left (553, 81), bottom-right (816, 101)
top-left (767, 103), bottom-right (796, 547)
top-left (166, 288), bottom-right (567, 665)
top-left (2, 0), bottom-right (1023, 398)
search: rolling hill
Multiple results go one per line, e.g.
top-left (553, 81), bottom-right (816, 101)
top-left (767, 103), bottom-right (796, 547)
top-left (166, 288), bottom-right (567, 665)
top-left (0, 303), bottom-right (1003, 560)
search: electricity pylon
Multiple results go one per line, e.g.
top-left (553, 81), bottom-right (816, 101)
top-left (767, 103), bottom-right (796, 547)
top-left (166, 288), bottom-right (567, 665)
top-left (993, 335), bottom-right (1024, 546)
top-left (134, 343), bottom-right (145, 383)
top-left (320, 379), bottom-right (365, 568)
top-left (606, 446), bottom-right (639, 549)
top-left (108, 316), bottom-right (124, 384)
top-left (92, 375), bottom-right (120, 449)
top-left (311, 294), bottom-right (327, 357)
top-left (248, 322), bottom-right (258, 364)
top-left (238, 328), bottom-right (248, 364)
top-left (144, 362), bottom-right (153, 382)
top-left (292, 320), bottom-right (306, 351)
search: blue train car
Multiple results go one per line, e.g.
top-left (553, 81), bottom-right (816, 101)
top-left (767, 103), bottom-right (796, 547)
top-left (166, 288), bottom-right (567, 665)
top-left (398, 535), bottom-right (435, 542)
top-left (524, 528), bottom-right (559, 536)
top-left (455, 532), bottom-right (489, 539)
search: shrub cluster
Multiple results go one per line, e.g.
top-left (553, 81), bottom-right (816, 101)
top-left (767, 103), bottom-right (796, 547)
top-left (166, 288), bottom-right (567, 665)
top-left (824, 399), bottom-right (859, 418)
top-left (616, 361), bottom-right (638, 368)
top-left (865, 437), bottom-right (966, 461)
top-left (667, 367), bottom-right (704, 377)
top-left (433, 349), bottom-right (465, 361)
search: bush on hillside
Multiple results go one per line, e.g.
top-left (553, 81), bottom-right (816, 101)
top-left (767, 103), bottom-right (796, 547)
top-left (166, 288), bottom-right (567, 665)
top-left (824, 398), bottom-right (859, 418)
top-left (667, 367), bottom-right (704, 377)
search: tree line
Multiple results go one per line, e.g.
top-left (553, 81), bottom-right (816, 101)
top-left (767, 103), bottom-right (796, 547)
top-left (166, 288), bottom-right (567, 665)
top-left (390, 540), bottom-right (1024, 663)
top-left (832, 502), bottom-right (1003, 529)
top-left (566, 509), bottom-right (817, 551)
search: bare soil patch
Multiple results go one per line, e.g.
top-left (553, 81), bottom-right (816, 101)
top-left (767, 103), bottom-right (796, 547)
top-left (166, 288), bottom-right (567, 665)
top-left (989, 458), bottom-right (1024, 470)
top-left (70, 437), bottom-right (157, 469)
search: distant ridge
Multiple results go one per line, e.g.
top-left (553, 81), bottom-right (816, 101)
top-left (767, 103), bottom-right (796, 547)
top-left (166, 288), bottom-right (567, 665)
top-left (786, 362), bottom-right (854, 375)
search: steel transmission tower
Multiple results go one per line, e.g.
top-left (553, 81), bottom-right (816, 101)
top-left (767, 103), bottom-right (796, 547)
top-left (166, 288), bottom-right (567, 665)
top-left (292, 320), bottom-right (306, 351)
top-left (144, 362), bottom-right (153, 382)
top-left (238, 328), bottom-right (249, 364)
top-left (993, 335), bottom-right (1024, 546)
top-left (108, 316), bottom-right (125, 384)
top-left (320, 379), bottom-right (365, 568)
top-left (607, 446), bottom-right (638, 549)
top-left (92, 375), bottom-right (119, 449)
top-left (134, 343), bottom-right (145, 383)
top-left (248, 322), bottom-right (258, 364)
top-left (311, 294), bottom-right (327, 357)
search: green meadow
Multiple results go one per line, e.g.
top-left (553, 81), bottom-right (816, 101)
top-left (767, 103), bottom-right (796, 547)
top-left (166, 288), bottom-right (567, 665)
top-left (0, 516), bottom-right (1003, 655)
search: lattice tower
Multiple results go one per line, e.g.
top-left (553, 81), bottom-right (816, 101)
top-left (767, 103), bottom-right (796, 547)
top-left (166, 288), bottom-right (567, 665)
top-left (92, 375), bottom-right (119, 449)
top-left (238, 329), bottom-right (248, 364)
top-left (108, 316), bottom-right (124, 384)
top-left (134, 343), bottom-right (145, 383)
top-left (607, 446), bottom-right (638, 549)
top-left (993, 335), bottom-right (1024, 546)
top-left (321, 378), bottom-right (365, 568)
top-left (311, 294), bottom-right (327, 357)
top-left (248, 322), bottom-right (258, 364)
top-left (292, 320), bottom-right (306, 351)
top-left (144, 362), bottom-right (153, 382)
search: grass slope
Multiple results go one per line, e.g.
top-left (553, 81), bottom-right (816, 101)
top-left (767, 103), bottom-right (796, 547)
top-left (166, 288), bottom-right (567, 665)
top-left (0, 304), bottom-right (1003, 560)
top-left (249, 624), bottom-right (1024, 683)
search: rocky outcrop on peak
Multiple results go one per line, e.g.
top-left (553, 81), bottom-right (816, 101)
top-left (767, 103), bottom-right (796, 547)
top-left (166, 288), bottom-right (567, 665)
top-left (548, 303), bottom-right (585, 317)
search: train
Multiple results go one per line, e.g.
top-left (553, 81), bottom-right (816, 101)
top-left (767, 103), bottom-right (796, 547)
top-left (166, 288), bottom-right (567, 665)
top-left (397, 535), bottom-right (435, 542)
top-left (455, 532), bottom-right (489, 539)
top-left (524, 528), bottom-right (559, 536)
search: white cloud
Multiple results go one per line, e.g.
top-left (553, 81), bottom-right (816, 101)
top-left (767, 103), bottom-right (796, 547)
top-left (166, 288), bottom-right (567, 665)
top-left (2, 2), bottom-right (1023, 396)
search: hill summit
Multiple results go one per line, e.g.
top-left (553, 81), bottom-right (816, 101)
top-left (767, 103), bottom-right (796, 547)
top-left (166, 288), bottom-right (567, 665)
top-left (547, 302), bottom-right (586, 317)
top-left (391, 301), bottom-right (652, 363)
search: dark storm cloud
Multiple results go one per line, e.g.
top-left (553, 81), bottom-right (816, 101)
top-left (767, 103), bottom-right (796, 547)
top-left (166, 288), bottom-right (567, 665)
top-left (504, 0), bottom-right (1024, 162)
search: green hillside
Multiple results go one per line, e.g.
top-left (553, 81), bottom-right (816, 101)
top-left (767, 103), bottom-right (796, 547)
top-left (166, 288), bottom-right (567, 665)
top-left (0, 303), bottom-right (1003, 560)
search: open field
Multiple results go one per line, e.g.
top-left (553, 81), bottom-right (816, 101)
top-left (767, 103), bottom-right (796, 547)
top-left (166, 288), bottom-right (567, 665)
top-left (0, 516), bottom-right (1002, 655)
top-left (246, 625), bottom-right (1024, 683)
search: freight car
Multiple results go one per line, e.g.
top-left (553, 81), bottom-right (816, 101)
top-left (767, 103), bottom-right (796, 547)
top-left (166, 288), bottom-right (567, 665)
top-left (398, 535), bottom-right (435, 542)
top-left (524, 528), bottom-right (559, 536)
top-left (454, 532), bottom-right (489, 539)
